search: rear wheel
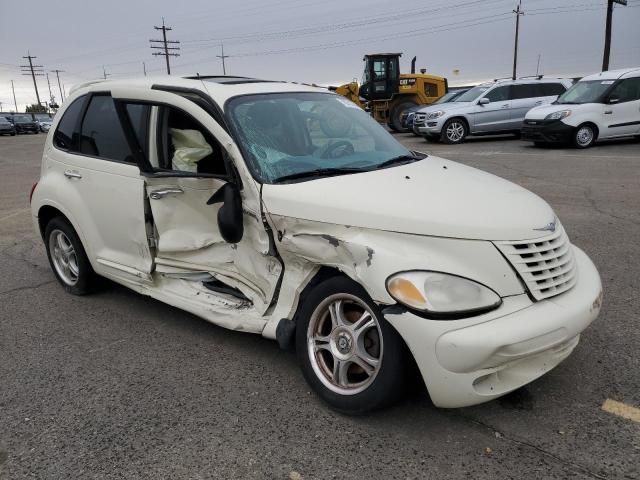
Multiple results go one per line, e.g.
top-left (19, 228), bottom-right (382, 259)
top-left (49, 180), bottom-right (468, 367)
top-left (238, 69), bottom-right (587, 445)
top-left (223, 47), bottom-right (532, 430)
top-left (389, 100), bottom-right (418, 132)
top-left (573, 123), bottom-right (596, 148)
top-left (296, 276), bottom-right (408, 414)
top-left (44, 217), bottom-right (97, 295)
top-left (441, 118), bottom-right (468, 144)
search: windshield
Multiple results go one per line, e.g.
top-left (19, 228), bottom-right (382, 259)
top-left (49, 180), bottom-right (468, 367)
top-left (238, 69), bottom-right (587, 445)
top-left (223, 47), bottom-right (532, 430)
top-left (556, 80), bottom-right (613, 104)
top-left (0, 117), bottom-right (10, 124)
top-left (14, 115), bottom-right (32, 122)
top-left (35, 114), bottom-right (51, 121)
top-left (227, 92), bottom-right (413, 183)
top-left (453, 85), bottom-right (490, 102)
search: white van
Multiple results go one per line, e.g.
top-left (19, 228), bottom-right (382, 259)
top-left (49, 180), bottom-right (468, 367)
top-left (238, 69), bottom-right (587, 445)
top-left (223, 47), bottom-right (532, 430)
top-left (31, 75), bottom-right (602, 414)
top-left (523, 67), bottom-right (640, 148)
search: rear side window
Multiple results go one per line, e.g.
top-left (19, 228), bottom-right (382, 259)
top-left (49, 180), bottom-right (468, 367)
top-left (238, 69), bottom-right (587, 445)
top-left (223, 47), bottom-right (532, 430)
top-left (53, 96), bottom-right (86, 150)
top-left (539, 83), bottom-right (567, 96)
top-left (79, 95), bottom-right (134, 162)
top-left (511, 84), bottom-right (537, 99)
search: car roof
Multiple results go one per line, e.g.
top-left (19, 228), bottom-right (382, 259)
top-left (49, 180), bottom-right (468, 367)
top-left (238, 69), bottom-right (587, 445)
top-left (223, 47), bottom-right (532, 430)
top-left (68, 75), bottom-right (327, 110)
top-left (579, 67), bottom-right (640, 81)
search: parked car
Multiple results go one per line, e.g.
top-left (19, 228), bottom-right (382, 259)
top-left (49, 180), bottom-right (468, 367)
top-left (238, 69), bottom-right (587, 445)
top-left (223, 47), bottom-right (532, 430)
top-left (31, 76), bottom-right (602, 414)
top-left (0, 116), bottom-right (16, 135)
top-left (400, 90), bottom-right (471, 134)
top-left (416, 78), bottom-right (572, 143)
top-left (412, 88), bottom-right (470, 134)
top-left (10, 113), bottom-right (39, 134)
top-left (522, 67), bottom-right (640, 148)
top-left (34, 113), bottom-right (55, 133)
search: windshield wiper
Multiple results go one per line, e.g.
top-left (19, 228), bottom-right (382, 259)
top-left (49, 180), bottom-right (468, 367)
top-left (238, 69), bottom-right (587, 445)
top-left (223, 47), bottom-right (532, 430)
top-left (374, 153), bottom-right (424, 170)
top-left (273, 167), bottom-right (368, 183)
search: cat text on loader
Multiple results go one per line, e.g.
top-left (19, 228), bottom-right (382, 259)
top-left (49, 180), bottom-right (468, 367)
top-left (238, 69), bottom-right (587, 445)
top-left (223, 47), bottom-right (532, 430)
top-left (332, 53), bottom-right (448, 131)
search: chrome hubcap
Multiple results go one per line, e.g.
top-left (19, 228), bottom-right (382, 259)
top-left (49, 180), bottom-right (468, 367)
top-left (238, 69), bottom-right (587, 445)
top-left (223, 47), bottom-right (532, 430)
top-left (307, 293), bottom-right (383, 395)
top-left (446, 122), bottom-right (465, 142)
top-left (49, 229), bottom-right (79, 286)
top-left (576, 126), bottom-right (593, 146)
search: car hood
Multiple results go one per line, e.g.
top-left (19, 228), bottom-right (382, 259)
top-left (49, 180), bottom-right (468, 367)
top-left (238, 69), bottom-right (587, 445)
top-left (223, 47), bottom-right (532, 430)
top-left (526, 103), bottom-right (595, 120)
top-left (261, 157), bottom-right (555, 241)
top-left (416, 101), bottom-right (473, 114)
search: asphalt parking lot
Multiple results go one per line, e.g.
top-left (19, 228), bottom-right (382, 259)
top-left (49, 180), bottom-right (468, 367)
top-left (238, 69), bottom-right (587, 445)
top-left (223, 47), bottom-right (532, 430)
top-left (1, 132), bottom-right (639, 479)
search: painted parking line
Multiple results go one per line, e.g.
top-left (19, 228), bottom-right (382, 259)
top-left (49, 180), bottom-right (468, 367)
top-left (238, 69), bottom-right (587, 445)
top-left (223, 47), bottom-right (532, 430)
top-left (601, 399), bottom-right (640, 423)
top-left (0, 208), bottom-right (30, 223)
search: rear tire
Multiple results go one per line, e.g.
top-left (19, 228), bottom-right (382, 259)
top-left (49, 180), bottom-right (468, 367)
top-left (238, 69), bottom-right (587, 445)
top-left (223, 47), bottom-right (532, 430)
top-left (296, 276), bottom-right (408, 414)
top-left (573, 123), bottom-right (596, 149)
top-left (44, 217), bottom-right (97, 295)
top-left (441, 118), bottom-right (468, 144)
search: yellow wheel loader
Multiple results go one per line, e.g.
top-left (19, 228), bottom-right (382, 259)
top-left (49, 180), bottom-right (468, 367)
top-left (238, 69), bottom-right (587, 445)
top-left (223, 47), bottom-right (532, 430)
top-left (332, 53), bottom-right (448, 131)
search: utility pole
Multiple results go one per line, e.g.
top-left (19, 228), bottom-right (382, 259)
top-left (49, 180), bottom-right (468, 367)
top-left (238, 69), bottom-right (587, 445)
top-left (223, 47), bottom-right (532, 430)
top-left (603, 0), bottom-right (627, 71)
top-left (512, 1), bottom-right (524, 80)
top-left (535, 53), bottom-right (541, 76)
top-left (46, 73), bottom-right (55, 104)
top-left (143, 61), bottom-right (147, 76)
top-left (150, 18), bottom-right (180, 75)
top-left (21, 53), bottom-right (44, 106)
top-left (51, 69), bottom-right (65, 102)
top-left (102, 65), bottom-right (111, 80)
top-left (216, 44), bottom-right (230, 75)
top-left (0, 102), bottom-right (3, 112)
top-left (11, 80), bottom-right (18, 112)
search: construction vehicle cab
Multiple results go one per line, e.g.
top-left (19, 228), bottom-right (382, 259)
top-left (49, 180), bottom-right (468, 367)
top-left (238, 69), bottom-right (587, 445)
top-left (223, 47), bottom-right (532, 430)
top-left (334, 53), bottom-right (448, 132)
top-left (359, 53), bottom-right (401, 101)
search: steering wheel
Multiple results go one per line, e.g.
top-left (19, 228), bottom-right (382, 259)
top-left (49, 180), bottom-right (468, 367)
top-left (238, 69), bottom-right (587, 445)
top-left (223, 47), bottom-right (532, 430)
top-left (318, 140), bottom-right (355, 159)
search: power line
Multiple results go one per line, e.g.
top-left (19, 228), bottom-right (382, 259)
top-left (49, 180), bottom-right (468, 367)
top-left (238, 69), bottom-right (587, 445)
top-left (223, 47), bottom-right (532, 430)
top-left (20, 54), bottom-right (44, 106)
top-left (150, 17), bottom-right (180, 75)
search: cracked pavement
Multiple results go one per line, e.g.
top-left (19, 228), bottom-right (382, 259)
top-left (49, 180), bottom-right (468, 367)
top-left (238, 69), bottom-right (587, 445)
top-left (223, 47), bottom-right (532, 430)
top-left (1, 133), bottom-right (639, 479)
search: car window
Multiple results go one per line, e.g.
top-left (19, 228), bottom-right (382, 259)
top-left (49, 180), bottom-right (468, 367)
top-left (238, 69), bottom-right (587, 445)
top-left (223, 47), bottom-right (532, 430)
top-left (510, 84), bottom-right (536, 100)
top-left (538, 83), bottom-right (567, 96)
top-left (53, 96), bottom-right (86, 150)
top-left (125, 104), bottom-right (150, 161)
top-left (485, 86), bottom-right (510, 102)
top-left (79, 95), bottom-right (135, 162)
top-left (155, 105), bottom-right (227, 176)
top-left (608, 78), bottom-right (640, 103)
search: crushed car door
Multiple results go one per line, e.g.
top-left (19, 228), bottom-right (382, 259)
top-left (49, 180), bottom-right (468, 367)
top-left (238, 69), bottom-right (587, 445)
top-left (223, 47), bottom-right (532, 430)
top-left (111, 86), bottom-right (282, 315)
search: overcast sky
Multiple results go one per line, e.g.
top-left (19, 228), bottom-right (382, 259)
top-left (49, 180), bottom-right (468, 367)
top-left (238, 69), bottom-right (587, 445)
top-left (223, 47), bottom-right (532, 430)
top-left (1, 0), bottom-right (639, 111)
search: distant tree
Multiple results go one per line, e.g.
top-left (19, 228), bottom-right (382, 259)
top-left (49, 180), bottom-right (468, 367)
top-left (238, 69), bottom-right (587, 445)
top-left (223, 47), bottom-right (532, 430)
top-left (26, 104), bottom-right (47, 113)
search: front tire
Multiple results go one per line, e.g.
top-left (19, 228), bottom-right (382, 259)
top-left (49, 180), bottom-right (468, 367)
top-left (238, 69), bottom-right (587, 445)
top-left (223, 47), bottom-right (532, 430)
top-left (389, 100), bottom-right (418, 132)
top-left (441, 118), bottom-right (468, 144)
top-left (44, 217), bottom-right (97, 295)
top-left (296, 277), bottom-right (408, 414)
top-left (573, 123), bottom-right (596, 148)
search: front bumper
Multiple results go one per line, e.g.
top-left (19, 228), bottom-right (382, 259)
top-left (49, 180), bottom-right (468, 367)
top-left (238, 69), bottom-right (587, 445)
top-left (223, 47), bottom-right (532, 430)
top-left (521, 119), bottom-right (573, 144)
top-left (417, 119), bottom-right (444, 136)
top-left (385, 246), bottom-right (602, 408)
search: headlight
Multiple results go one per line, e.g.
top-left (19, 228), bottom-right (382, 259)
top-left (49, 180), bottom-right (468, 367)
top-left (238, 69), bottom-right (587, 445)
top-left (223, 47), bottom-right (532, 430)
top-left (427, 110), bottom-right (445, 120)
top-left (386, 271), bottom-right (501, 317)
top-left (545, 110), bottom-right (571, 121)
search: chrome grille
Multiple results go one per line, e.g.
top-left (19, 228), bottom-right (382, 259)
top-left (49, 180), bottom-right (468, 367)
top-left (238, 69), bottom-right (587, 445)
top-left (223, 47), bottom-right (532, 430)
top-left (495, 223), bottom-right (577, 301)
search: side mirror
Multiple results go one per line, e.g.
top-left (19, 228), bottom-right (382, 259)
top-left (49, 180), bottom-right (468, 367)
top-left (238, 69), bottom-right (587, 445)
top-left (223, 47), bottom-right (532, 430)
top-left (608, 97), bottom-right (620, 104)
top-left (479, 97), bottom-right (490, 106)
top-left (207, 183), bottom-right (244, 243)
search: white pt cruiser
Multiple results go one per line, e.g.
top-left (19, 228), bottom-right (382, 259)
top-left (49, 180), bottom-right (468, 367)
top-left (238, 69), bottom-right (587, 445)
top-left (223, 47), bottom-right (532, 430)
top-left (31, 76), bottom-right (603, 414)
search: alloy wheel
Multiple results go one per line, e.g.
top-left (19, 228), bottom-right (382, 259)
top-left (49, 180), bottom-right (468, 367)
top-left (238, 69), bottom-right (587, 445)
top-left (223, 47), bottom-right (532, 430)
top-left (307, 293), bottom-right (383, 395)
top-left (49, 229), bottom-right (79, 286)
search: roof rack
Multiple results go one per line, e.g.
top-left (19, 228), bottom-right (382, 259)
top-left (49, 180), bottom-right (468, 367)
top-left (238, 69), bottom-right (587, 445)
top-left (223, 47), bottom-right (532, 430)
top-left (183, 75), bottom-right (276, 85)
top-left (519, 75), bottom-right (544, 80)
top-left (493, 76), bottom-right (512, 82)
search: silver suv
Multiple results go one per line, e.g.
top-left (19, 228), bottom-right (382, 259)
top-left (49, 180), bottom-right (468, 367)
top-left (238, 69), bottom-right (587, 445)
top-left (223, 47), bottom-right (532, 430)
top-left (415, 78), bottom-right (573, 144)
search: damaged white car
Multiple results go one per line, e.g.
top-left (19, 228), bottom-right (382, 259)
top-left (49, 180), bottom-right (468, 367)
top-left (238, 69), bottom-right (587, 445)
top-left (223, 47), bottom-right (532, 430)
top-left (31, 76), bottom-right (603, 414)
